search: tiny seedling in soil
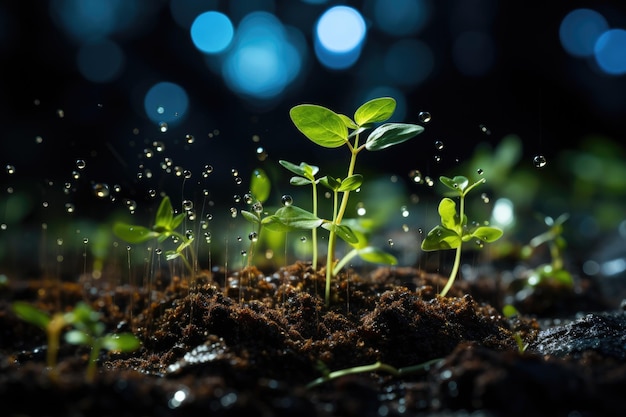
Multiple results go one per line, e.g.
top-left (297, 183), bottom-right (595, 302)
top-left (113, 196), bottom-right (197, 278)
top-left (64, 302), bottom-right (141, 382)
top-left (11, 301), bottom-right (72, 378)
top-left (521, 212), bottom-right (573, 288)
top-left (421, 175), bottom-right (503, 297)
top-left (262, 96), bottom-right (425, 306)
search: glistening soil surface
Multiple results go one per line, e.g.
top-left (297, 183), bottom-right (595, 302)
top-left (1, 262), bottom-right (625, 416)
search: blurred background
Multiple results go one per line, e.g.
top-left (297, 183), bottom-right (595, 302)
top-left (0, 1), bottom-right (625, 301)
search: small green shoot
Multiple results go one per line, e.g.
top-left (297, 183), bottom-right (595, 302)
top-left (502, 304), bottom-right (528, 353)
top-left (64, 302), bottom-right (141, 382)
top-left (421, 176), bottom-right (503, 297)
top-left (263, 97), bottom-right (425, 306)
top-left (113, 196), bottom-right (197, 278)
top-left (11, 301), bottom-right (72, 377)
top-left (521, 213), bottom-right (573, 288)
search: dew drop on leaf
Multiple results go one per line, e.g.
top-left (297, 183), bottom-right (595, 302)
top-left (281, 195), bottom-right (293, 207)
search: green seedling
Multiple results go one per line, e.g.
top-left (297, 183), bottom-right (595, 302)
top-left (113, 196), bottom-right (197, 278)
top-left (262, 97), bottom-right (425, 306)
top-left (307, 357), bottom-right (443, 389)
top-left (502, 304), bottom-right (528, 353)
top-left (421, 176), bottom-right (503, 297)
top-left (521, 213), bottom-right (573, 288)
top-left (11, 301), bottom-right (73, 377)
top-left (64, 301), bottom-right (141, 382)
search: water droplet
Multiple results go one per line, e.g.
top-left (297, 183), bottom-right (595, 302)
top-left (244, 193), bottom-right (254, 205)
top-left (124, 199), bottom-right (137, 213)
top-left (252, 202), bottom-right (263, 213)
top-left (256, 147), bottom-right (268, 161)
top-left (148, 189), bottom-right (157, 198)
top-left (35, 136), bottom-right (43, 144)
top-left (481, 193), bottom-right (490, 203)
top-left (409, 170), bottom-right (422, 183)
top-left (5, 165), bottom-right (15, 175)
top-left (234, 177), bottom-right (243, 185)
top-left (92, 183), bottom-right (110, 198)
top-left (400, 206), bottom-right (409, 218)
top-left (144, 148), bottom-right (154, 158)
top-left (479, 124), bottom-right (491, 135)
top-left (418, 111), bottom-right (431, 123)
top-left (434, 140), bottom-right (444, 150)
top-left (533, 155), bottom-right (547, 168)
top-left (157, 106), bottom-right (165, 114)
top-left (113, 184), bottom-right (122, 193)
top-left (252, 134), bottom-right (260, 142)
top-left (248, 232), bottom-right (258, 242)
top-left (204, 232), bottom-right (212, 243)
top-left (76, 159), bottom-right (86, 170)
top-left (185, 230), bottom-right (194, 239)
top-left (83, 238), bottom-right (89, 244)
top-left (153, 141), bottom-right (165, 152)
top-left (387, 238), bottom-right (394, 247)
top-left (230, 207), bottom-right (238, 218)
top-left (159, 122), bottom-right (168, 133)
top-left (233, 195), bottom-right (241, 203)
top-left (356, 202), bottom-right (366, 216)
top-left (57, 109), bottom-right (65, 118)
top-left (402, 224), bottom-right (410, 232)
top-left (182, 200), bottom-right (194, 211)
top-left (241, 250), bottom-right (247, 256)
top-left (281, 195), bottom-right (293, 207)
top-left (477, 168), bottom-right (484, 175)
top-left (231, 168), bottom-right (239, 177)
top-left (185, 134), bottom-right (195, 144)
top-left (65, 203), bottom-right (75, 213)
top-left (206, 213), bottom-right (213, 221)
top-left (434, 155), bottom-right (441, 163)
top-left (155, 248), bottom-right (162, 255)
top-left (300, 236), bottom-right (307, 243)
top-left (237, 236), bottom-right (242, 242)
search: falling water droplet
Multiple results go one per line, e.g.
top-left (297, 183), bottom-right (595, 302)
top-left (159, 122), bottom-right (168, 133)
top-left (356, 202), bottom-right (366, 216)
top-left (434, 140), bottom-right (444, 150)
top-left (92, 183), bottom-right (110, 198)
top-left (256, 147), bottom-right (268, 161)
top-left (249, 232), bottom-right (258, 242)
top-left (76, 159), bottom-right (86, 170)
top-left (185, 134), bottom-right (195, 144)
top-left (5, 165), bottom-right (15, 175)
top-left (387, 238), bottom-right (394, 247)
top-left (477, 168), bottom-right (484, 175)
top-left (65, 203), bottom-right (75, 213)
top-left (533, 155), bottom-right (547, 168)
top-left (182, 200), bottom-right (194, 211)
top-left (479, 124), bottom-right (491, 135)
top-left (153, 141), bottom-right (165, 152)
top-left (244, 193), bottom-right (254, 205)
top-left (418, 111), bottom-right (431, 123)
top-left (400, 206), bottom-right (409, 218)
top-left (409, 170), bottom-right (422, 183)
top-left (252, 202), bottom-right (263, 213)
top-left (230, 207), bottom-right (238, 218)
top-left (481, 193), bottom-right (490, 203)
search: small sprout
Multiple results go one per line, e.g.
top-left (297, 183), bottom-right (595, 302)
top-left (266, 97), bottom-right (425, 307)
top-left (421, 175), bottom-right (503, 297)
top-left (502, 304), bottom-right (528, 353)
top-left (64, 302), bottom-right (141, 382)
top-left (11, 301), bottom-right (72, 377)
top-left (113, 196), bottom-right (196, 277)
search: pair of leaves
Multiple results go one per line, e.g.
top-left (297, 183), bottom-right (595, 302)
top-left (289, 97), bottom-right (424, 151)
top-left (113, 196), bottom-right (184, 244)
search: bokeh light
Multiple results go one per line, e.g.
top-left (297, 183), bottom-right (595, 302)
top-left (143, 82), bottom-right (189, 126)
top-left (314, 6), bottom-right (366, 70)
top-left (221, 12), bottom-right (303, 101)
top-left (370, 0), bottom-right (431, 37)
top-left (190, 11), bottom-right (234, 54)
top-left (559, 8), bottom-right (608, 58)
top-left (76, 39), bottom-right (125, 83)
top-left (594, 29), bottom-right (626, 76)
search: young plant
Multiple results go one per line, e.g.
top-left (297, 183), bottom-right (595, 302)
top-left (521, 212), bottom-right (573, 288)
top-left (421, 175), bottom-right (503, 297)
top-left (502, 304), bottom-right (529, 353)
top-left (11, 301), bottom-right (73, 377)
top-left (64, 301), bottom-right (141, 382)
top-left (113, 196), bottom-right (196, 277)
top-left (263, 97), bottom-right (425, 306)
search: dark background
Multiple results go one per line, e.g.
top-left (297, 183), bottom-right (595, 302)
top-left (0, 1), bottom-right (624, 269)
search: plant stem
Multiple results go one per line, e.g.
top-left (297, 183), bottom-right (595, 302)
top-left (440, 194), bottom-right (465, 298)
top-left (311, 180), bottom-right (318, 271)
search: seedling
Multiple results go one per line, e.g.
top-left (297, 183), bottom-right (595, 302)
top-left (11, 301), bottom-right (73, 377)
top-left (502, 304), bottom-right (529, 353)
top-left (421, 175), bottom-right (503, 297)
top-left (263, 97), bottom-right (425, 306)
top-left (64, 301), bottom-right (141, 382)
top-left (521, 213), bottom-right (573, 288)
top-left (113, 196), bottom-right (197, 278)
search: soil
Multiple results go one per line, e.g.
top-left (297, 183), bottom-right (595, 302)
top-left (1, 261), bottom-right (625, 417)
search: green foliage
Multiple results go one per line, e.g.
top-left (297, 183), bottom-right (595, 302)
top-left (268, 97), bottom-right (425, 306)
top-left (421, 176), bottom-right (503, 297)
top-left (64, 302), bottom-right (140, 382)
top-left (12, 301), bottom-right (140, 381)
top-left (113, 196), bottom-right (196, 275)
top-left (521, 213), bottom-right (573, 288)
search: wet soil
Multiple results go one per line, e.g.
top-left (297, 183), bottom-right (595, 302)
top-left (1, 262), bottom-right (625, 417)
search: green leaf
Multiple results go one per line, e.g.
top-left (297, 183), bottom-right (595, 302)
top-left (338, 174), bottom-right (363, 192)
top-left (290, 176), bottom-right (312, 186)
top-left (290, 104), bottom-right (348, 148)
top-left (102, 333), bottom-right (141, 352)
top-left (357, 246), bottom-right (397, 265)
top-left (440, 176), bottom-right (469, 194)
top-left (250, 168), bottom-right (271, 203)
top-left (113, 223), bottom-right (159, 244)
top-left (470, 226), bottom-right (503, 243)
top-left (65, 329), bottom-right (91, 345)
top-left (338, 114), bottom-right (358, 129)
top-left (421, 225), bottom-right (462, 250)
top-left (170, 212), bottom-right (186, 231)
top-left (365, 123), bottom-right (424, 151)
top-left (241, 210), bottom-right (260, 225)
top-left (319, 176), bottom-right (341, 191)
top-left (262, 205), bottom-right (323, 232)
top-left (12, 302), bottom-right (50, 329)
top-left (155, 196), bottom-right (174, 229)
top-left (438, 198), bottom-right (458, 230)
top-left (279, 160), bottom-right (319, 179)
top-left (354, 97), bottom-right (396, 125)
top-left (321, 223), bottom-right (358, 244)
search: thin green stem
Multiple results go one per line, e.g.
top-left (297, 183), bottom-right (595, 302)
top-left (311, 180), bottom-right (318, 271)
top-left (440, 194), bottom-right (465, 297)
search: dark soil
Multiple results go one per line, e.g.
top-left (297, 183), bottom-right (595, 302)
top-left (1, 262), bottom-right (625, 417)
